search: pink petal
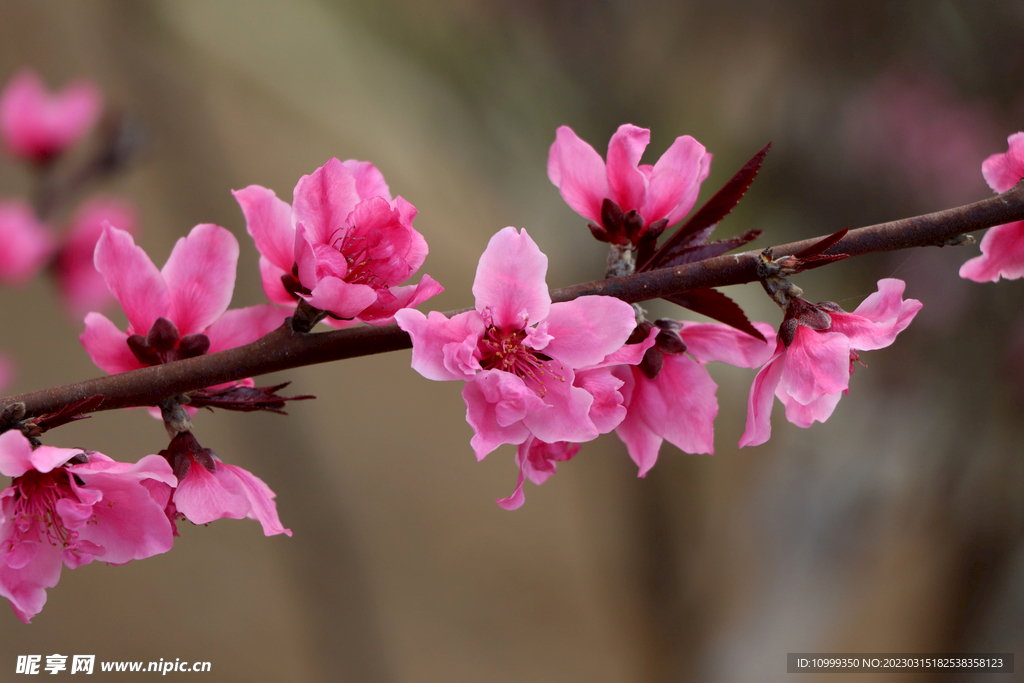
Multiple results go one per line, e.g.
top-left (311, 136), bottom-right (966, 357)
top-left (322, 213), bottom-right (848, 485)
top-left (0, 199), bottom-right (55, 285)
top-left (173, 459), bottom-right (251, 524)
top-left (292, 158), bottom-right (360, 246)
top-left (605, 124), bottom-right (650, 213)
top-left (161, 223), bottom-right (239, 336)
top-left (354, 274), bottom-right (444, 325)
top-left (395, 309), bottom-right (486, 381)
top-left (54, 197), bottom-right (137, 317)
top-left (738, 340), bottom-right (787, 448)
top-left (0, 430), bottom-right (36, 478)
top-left (641, 135), bottom-right (709, 225)
top-left (217, 462), bottom-right (291, 536)
top-left (981, 132), bottom-right (1024, 193)
top-left (94, 224), bottom-right (169, 334)
top-left (205, 305), bottom-right (289, 353)
top-left (259, 256), bottom-right (297, 306)
top-left (547, 125), bottom-right (609, 223)
top-left (959, 221), bottom-right (1024, 282)
top-left (586, 326), bottom-right (659, 368)
top-left (778, 328), bottom-right (850, 406)
top-left (779, 390), bottom-right (843, 428)
top-left (0, 69), bottom-right (102, 162)
top-left (495, 464), bottom-right (527, 511)
top-left (680, 321), bottom-right (777, 368)
top-left (0, 537), bottom-right (63, 623)
top-left (664, 152), bottom-right (713, 227)
top-left (233, 185), bottom-right (295, 271)
top-left (521, 371), bottom-right (599, 446)
top-left (80, 312), bottom-right (143, 374)
top-left (28, 445), bottom-right (83, 474)
top-left (342, 159), bottom-right (392, 202)
top-left (573, 367), bottom-right (627, 433)
top-left (463, 371), bottom-right (540, 460)
top-left (829, 280), bottom-right (922, 350)
top-left (472, 227), bottom-right (550, 332)
top-left (303, 276), bottom-right (377, 320)
top-left (542, 296), bottom-right (638, 368)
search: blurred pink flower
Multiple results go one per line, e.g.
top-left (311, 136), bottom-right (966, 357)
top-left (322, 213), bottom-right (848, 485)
top-left (80, 223), bottom-right (287, 375)
top-left (614, 321), bottom-right (776, 475)
top-left (160, 431), bottom-right (290, 537)
top-left (740, 279), bottom-right (921, 448)
top-left (0, 69), bottom-right (102, 164)
top-left (395, 226), bottom-right (638, 459)
top-left (0, 430), bottom-right (175, 623)
top-left (53, 197), bottom-right (137, 317)
top-left (960, 132), bottom-right (1024, 282)
top-left (548, 124), bottom-right (711, 244)
top-left (234, 158), bottom-right (442, 326)
top-left (0, 199), bottom-right (55, 285)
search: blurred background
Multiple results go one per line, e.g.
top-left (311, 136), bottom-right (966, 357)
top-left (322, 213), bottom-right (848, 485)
top-left (1, 1), bottom-right (1023, 681)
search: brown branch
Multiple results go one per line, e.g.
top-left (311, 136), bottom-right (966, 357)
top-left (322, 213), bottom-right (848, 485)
top-left (5, 180), bottom-right (1024, 420)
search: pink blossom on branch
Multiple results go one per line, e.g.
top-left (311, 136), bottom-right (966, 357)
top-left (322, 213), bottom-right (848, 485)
top-left (960, 132), bottom-right (1024, 282)
top-left (0, 69), bottom-right (102, 164)
top-left (547, 124), bottom-right (712, 246)
top-left (613, 320), bottom-right (777, 476)
top-left (0, 199), bottom-right (55, 285)
top-left (395, 227), bottom-right (638, 460)
top-left (80, 223), bottom-right (288, 376)
top-left (0, 430), bottom-right (175, 623)
top-left (233, 158), bottom-right (442, 327)
top-left (53, 197), bottom-right (137, 317)
top-left (739, 279), bottom-right (921, 448)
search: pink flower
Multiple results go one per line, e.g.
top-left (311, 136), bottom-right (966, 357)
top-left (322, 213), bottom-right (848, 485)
top-left (547, 124), bottom-right (711, 244)
top-left (53, 197), bottom-right (137, 317)
top-left (0, 430), bottom-right (175, 623)
top-left (160, 432), bottom-right (290, 537)
top-left (80, 223), bottom-right (288, 376)
top-left (960, 132), bottom-right (1024, 282)
top-left (233, 158), bottom-right (442, 326)
top-left (0, 199), bottom-right (55, 285)
top-left (0, 69), bottom-right (102, 164)
top-left (613, 320), bottom-right (777, 475)
top-left (395, 227), bottom-right (638, 459)
top-left (495, 438), bottom-right (580, 511)
top-left (739, 279), bottom-right (922, 448)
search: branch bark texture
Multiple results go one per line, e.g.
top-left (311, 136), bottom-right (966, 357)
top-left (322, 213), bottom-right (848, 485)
top-left (6, 181), bottom-right (1024, 419)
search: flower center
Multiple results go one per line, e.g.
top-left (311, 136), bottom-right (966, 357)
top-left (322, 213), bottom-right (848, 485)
top-left (6, 469), bottom-right (83, 548)
top-left (331, 229), bottom-right (384, 288)
top-left (478, 325), bottom-right (564, 396)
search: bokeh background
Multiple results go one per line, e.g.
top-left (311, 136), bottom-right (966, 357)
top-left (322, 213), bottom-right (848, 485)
top-left (1, 1), bottom-right (1023, 681)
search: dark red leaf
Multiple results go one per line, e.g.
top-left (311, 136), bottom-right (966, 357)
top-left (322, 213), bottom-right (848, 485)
top-left (655, 229), bottom-right (762, 268)
top-left (190, 382), bottom-right (314, 414)
top-left (30, 394), bottom-right (104, 433)
top-left (641, 142), bottom-right (771, 271)
top-left (793, 228), bottom-right (848, 259)
top-left (664, 288), bottom-right (767, 341)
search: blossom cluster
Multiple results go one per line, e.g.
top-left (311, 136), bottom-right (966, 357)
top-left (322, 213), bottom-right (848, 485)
top-left (3, 64), bottom-right (1022, 626)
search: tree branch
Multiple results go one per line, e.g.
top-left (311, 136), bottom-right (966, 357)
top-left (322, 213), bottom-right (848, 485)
top-left (5, 180), bottom-right (1024, 419)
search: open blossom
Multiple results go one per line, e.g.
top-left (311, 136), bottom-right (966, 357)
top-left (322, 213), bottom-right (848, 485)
top-left (395, 226), bottom-right (638, 459)
top-left (548, 124), bottom-right (711, 246)
top-left (0, 69), bottom-right (102, 164)
top-left (160, 431), bottom-right (290, 537)
top-left (233, 158), bottom-right (442, 326)
top-left (960, 132), bottom-right (1024, 282)
top-left (0, 199), bottom-right (55, 285)
top-left (53, 197), bottom-right (137, 317)
top-left (80, 223), bottom-right (287, 376)
top-left (0, 430), bottom-right (175, 623)
top-left (740, 279), bottom-right (922, 448)
top-left (613, 320), bottom-right (777, 475)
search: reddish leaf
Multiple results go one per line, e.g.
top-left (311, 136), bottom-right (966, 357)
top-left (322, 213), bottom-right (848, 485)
top-left (29, 394), bottom-right (104, 434)
top-left (665, 288), bottom-right (766, 341)
top-left (190, 382), bottom-right (314, 415)
top-left (656, 229), bottom-right (761, 268)
top-left (794, 228), bottom-right (848, 259)
top-left (641, 142), bottom-right (771, 271)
